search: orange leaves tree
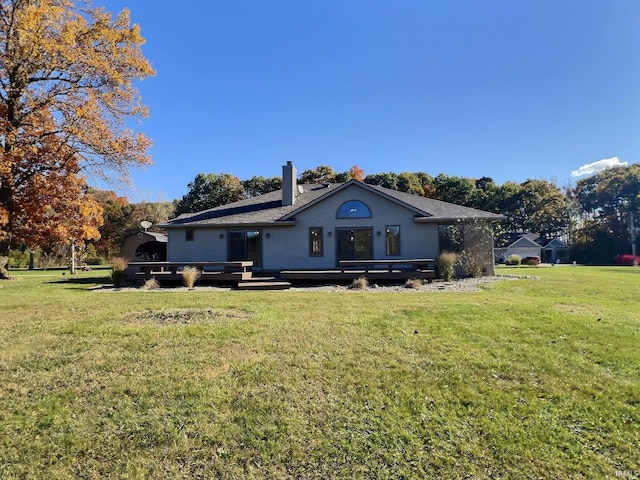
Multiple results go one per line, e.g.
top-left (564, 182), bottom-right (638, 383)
top-left (0, 0), bottom-right (154, 276)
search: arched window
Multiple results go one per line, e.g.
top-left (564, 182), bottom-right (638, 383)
top-left (336, 200), bottom-right (372, 218)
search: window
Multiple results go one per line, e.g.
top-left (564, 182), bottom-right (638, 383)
top-left (309, 227), bottom-right (323, 256)
top-left (185, 228), bottom-right (194, 241)
top-left (438, 224), bottom-right (461, 253)
top-left (385, 225), bottom-right (400, 256)
top-left (336, 200), bottom-right (372, 218)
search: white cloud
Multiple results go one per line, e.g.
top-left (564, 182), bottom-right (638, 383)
top-left (570, 157), bottom-right (628, 177)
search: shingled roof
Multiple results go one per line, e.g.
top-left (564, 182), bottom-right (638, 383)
top-left (162, 180), bottom-right (504, 228)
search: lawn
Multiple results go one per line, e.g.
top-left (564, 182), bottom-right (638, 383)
top-left (0, 266), bottom-right (638, 479)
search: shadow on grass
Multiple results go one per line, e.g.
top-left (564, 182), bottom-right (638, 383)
top-left (595, 266), bottom-right (640, 274)
top-left (48, 275), bottom-right (111, 285)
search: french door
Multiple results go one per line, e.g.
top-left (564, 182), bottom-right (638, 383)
top-left (336, 228), bottom-right (372, 264)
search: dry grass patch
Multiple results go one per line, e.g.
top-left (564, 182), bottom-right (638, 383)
top-left (348, 276), bottom-right (369, 290)
top-left (404, 278), bottom-right (424, 289)
top-left (139, 278), bottom-right (160, 290)
top-left (118, 308), bottom-right (252, 325)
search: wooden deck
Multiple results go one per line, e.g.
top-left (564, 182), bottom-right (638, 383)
top-left (282, 259), bottom-right (436, 283)
top-left (280, 269), bottom-right (435, 282)
top-left (125, 259), bottom-right (436, 287)
top-left (125, 261), bottom-right (254, 284)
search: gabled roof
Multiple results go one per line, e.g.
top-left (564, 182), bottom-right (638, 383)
top-left (509, 235), bottom-right (542, 249)
top-left (162, 180), bottom-right (504, 228)
top-left (542, 238), bottom-right (570, 249)
top-left (495, 233), bottom-right (570, 249)
top-left (124, 231), bottom-right (168, 242)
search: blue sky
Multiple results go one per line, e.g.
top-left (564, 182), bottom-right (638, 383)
top-left (97, 0), bottom-right (639, 202)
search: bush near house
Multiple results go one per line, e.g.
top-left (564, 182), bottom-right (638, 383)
top-left (613, 254), bottom-right (640, 265)
top-left (110, 257), bottom-right (128, 287)
top-left (436, 252), bottom-right (457, 281)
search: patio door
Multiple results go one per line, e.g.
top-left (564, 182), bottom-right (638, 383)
top-left (228, 230), bottom-right (262, 267)
top-left (336, 228), bottom-right (372, 263)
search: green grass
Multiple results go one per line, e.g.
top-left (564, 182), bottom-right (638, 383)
top-left (1, 266), bottom-right (638, 479)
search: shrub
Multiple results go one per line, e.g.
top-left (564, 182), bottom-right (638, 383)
top-left (349, 276), bottom-right (369, 290)
top-left (505, 254), bottom-right (521, 266)
top-left (83, 244), bottom-right (104, 265)
top-left (181, 266), bottom-right (201, 289)
top-left (8, 249), bottom-right (29, 269)
top-left (436, 252), bottom-right (457, 281)
top-left (449, 220), bottom-right (494, 278)
top-left (85, 254), bottom-right (105, 265)
top-left (140, 278), bottom-right (160, 290)
top-left (404, 278), bottom-right (423, 289)
top-left (613, 254), bottom-right (640, 266)
top-left (111, 257), bottom-right (128, 287)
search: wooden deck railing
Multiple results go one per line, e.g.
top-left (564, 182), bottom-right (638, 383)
top-left (125, 261), bottom-right (254, 282)
top-left (338, 258), bottom-right (435, 273)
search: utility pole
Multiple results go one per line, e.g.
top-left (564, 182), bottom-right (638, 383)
top-left (70, 239), bottom-right (76, 275)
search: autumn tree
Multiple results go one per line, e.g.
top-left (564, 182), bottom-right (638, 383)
top-left (89, 189), bottom-right (132, 258)
top-left (11, 151), bottom-right (103, 251)
top-left (126, 201), bottom-right (174, 234)
top-left (174, 173), bottom-right (245, 215)
top-left (0, 0), bottom-right (154, 277)
top-left (348, 165), bottom-right (365, 182)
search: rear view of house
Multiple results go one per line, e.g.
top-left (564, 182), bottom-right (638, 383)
top-left (161, 162), bottom-right (503, 275)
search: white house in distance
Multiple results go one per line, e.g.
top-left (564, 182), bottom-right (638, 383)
top-left (494, 233), bottom-right (570, 263)
top-left (160, 162), bottom-right (504, 276)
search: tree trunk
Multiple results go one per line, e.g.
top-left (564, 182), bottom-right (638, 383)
top-left (0, 258), bottom-right (8, 278)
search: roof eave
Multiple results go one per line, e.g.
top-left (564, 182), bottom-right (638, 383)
top-left (160, 220), bottom-right (296, 229)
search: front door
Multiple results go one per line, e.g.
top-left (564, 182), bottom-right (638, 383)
top-left (336, 228), bottom-right (372, 264)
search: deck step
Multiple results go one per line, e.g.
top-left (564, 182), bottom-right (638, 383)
top-left (236, 281), bottom-right (291, 290)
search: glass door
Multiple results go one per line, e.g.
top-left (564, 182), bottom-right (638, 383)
top-left (228, 230), bottom-right (262, 267)
top-left (336, 228), bottom-right (372, 264)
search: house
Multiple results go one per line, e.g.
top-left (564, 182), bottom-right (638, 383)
top-left (495, 233), bottom-right (569, 263)
top-left (120, 231), bottom-right (167, 262)
top-left (539, 237), bottom-right (570, 263)
top-left (161, 162), bottom-right (504, 277)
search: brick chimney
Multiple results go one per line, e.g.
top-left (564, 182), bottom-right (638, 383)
top-left (282, 161), bottom-right (297, 206)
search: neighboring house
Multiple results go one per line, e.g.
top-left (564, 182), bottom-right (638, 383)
top-left (539, 237), bottom-right (570, 263)
top-left (495, 233), bottom-right (569, 263)
top-left (120, 231), bottom-right (167, 262)
top-left (161, 162), bottom-right (504, 275)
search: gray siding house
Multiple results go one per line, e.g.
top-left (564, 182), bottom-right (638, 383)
top-left (162, 162), bottom-right (503, 274)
